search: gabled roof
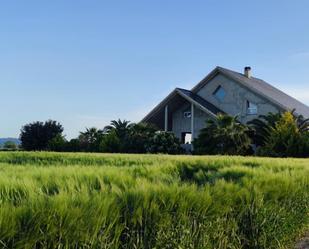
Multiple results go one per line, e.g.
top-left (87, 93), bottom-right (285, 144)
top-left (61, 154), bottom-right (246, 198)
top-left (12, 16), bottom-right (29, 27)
top-left (176, 88), bottom-right (222, 115)
top-left (142, 66), bottom-right (309, 124)
top-left (192, 66), bottom-right (309, 118)
top-left (141, 88), bottom-right (223, 123)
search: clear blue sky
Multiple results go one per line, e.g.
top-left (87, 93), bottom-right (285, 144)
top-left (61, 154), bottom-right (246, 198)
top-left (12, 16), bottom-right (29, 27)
top-left (1, 0), bottom-right (309, 139)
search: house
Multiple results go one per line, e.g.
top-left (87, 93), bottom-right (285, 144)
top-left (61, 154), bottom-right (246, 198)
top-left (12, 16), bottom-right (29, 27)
top-left (141, 66), bottom-right (309, 146)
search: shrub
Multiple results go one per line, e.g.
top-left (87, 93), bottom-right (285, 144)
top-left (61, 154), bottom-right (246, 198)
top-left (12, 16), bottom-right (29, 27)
top-left (193, 114), bottom-right (252, 155)
top-left (257, 112), bottom-right (309, 157)
top-left (100, 130), bottom-right (121, 152)
top-left (125, 123), bottom-right (157, 153)
top-left (248, 112), bottom-right (281, 146)
top-left (2, 141), bottom-right (18, 150)
top-left (78, 127), bottom-right (104, 152)
top-left (146, 131), bottom-right (183, 154)
top-left (47, 135), bottom-right (67, 152)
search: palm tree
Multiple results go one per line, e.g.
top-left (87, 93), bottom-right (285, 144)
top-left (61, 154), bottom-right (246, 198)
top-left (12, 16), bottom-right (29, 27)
top-left (247, 112), bottom-right (281, 146)
top-left (248, 110), bottom-right (309, 146)
top-left (79, 127), bottom-right (104, 152)
top-left (194, 114), bottom-right (251, 155)
top-left (103, 119), bottom-right (133, 139)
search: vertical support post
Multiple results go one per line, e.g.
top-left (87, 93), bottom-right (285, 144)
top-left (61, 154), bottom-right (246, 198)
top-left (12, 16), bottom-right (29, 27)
top-left (191, 103), bottom-right (194, 143)
top-left (164, 105), bottom-right (168, 131)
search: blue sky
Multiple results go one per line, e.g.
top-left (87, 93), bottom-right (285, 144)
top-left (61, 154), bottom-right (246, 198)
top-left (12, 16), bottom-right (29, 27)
top-left (1, 0), bottom-right (309, 138)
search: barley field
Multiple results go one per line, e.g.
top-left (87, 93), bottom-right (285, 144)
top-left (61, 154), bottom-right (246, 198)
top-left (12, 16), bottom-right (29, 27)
top-left (0, 152), bottom-right (308, 249)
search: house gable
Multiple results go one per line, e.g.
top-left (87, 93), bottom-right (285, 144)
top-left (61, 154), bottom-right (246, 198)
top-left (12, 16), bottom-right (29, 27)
top-left (195, 73), bottom-right (281, 123)
top-left (172, 103), bottom-right (213, 140)
top-left (141, 66), bottom-right (309, 145)
top-left (192, 66), bottom-right (309, 118)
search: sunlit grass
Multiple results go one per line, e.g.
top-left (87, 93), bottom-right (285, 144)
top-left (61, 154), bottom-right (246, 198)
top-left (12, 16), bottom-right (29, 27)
top-left (0, 152), bottom-right (308, 248)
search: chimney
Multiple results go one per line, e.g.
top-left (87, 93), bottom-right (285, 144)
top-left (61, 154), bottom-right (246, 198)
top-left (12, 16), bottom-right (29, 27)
top-left (244, 66), bottom-right (251, 78)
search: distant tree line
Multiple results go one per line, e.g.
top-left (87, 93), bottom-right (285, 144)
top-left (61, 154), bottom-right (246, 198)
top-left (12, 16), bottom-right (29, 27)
top-left (0, 141), bottom-right (19, 151)
top-left (18, 110), bottom-right (309, 157)
top-left (19, 119), bottom-right (183, 154)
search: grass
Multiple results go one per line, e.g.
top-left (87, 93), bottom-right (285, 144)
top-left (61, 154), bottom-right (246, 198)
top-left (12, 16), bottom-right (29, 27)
top-left (0, 152), bottom-right (308, 249)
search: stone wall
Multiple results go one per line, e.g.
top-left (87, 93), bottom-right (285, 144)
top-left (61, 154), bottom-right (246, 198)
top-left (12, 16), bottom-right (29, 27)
top-left (197, 74), bottom-right (281, 123)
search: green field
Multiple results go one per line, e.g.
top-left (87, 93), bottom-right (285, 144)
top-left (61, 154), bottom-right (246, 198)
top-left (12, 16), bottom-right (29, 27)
top-left (0, 152), bottom-right (308, 249)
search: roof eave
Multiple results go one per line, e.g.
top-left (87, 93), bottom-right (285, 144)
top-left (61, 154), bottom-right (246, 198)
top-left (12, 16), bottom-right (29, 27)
top-left (141, 88), bottom-right (218, 123)
top-left (191, 66), bottom-right (296, 114)
top-left (175, 89), bottom-right (218, 118)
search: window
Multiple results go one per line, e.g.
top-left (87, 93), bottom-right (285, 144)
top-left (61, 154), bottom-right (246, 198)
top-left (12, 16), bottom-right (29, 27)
top-left (213, 86), bottom-right (226, 101)
top-left (247, 101), bottom-right (258, 115)
top-left (183, 111), bottom-right (191, 118)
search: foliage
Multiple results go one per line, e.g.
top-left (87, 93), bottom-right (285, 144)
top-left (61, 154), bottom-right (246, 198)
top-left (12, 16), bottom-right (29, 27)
top-left (100, 120), bottom-right (159, 153)
top-left (47, 134), bottom-right (67, 152)
top-left (99, 129), bottom-right (121, 153)
top-left (125, 122), bottom-right (158, 153)
top-left (146, 131), bottom-right (183, 154)
top-left (78, 127), bottom-right (104, 152)
top-left (103, 119), bottom-right (133, 152)
top-left (193, 114), bottom-right (252, 155)
top-left (257, 111), bottom-right (309, 157)
top-left (20, 120), bottom-right (64, 151)
top-left (2, 141), bottom-right (18, 150)
top-left (247, 112), bottom-right (282, 146)
top-left (0, 152), bottom-right (307, 249)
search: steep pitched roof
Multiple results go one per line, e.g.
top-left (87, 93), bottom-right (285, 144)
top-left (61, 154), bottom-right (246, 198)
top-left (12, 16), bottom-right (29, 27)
top-left (192, 66), bottom-right (309, 118)
top-left (141, 88), bottom-right (223, 123)
top-left (176, 88), bottom-right (223, 115)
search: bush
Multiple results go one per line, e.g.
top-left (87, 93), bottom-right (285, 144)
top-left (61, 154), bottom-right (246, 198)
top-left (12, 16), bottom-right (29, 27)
top-left (78, 127), bottom-right (104, 152)
top-left (257, 112), bottom-right (309, 157)
top-left (146, 131), bottom-right (183, 154)
top-left (47, 135), bottom-right (67, 152)
top-left (125, 123), bottom-right (157, 153)
top-left (2, 141), bottom-right (18, 151)
top-left (99, 130), bottom-right (121, 152)
top-left (193, 114), bottom-right (252, 155)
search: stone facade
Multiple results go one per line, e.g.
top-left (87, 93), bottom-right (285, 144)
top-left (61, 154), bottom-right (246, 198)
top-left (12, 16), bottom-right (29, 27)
top-left (196, 74), bottom-right (281, 123)
top-left (170, 73), bottom-right (282, 141)
top-left (142, 67), bottom-right (309, 146)
top-left (172, 103), bottom-right (212, 140)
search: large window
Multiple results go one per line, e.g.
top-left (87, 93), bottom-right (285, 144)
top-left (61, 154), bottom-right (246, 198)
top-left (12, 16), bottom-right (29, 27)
top-left (213, 85), bottom-right (226, 101)
top-left (247, 101), bottom-right (258, 115)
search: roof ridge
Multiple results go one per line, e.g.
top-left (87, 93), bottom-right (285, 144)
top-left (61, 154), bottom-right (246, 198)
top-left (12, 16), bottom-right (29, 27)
top-left (175, 87), bottom-right (191, 92)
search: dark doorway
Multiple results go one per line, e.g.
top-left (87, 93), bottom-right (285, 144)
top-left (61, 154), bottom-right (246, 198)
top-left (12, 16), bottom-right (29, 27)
top-left (181, 132), bottom-right (192, 144)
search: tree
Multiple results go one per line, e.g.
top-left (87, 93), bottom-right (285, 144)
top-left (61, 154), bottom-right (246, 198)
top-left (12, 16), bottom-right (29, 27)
top-left (99, 130), bottom-right (121, 153)
top-left (103, 119), bottom-right (133, 152)
top-left (193, 114), bottom-right (252, 155)
top-left (20, 120), bottom-right (64, 151)
top-left (47, 134), bottom-right (67, 152)
top-left (257, 111), bottom-right (309, 157)
top-left (3, 141), bottom-right (18, 150)
top-left (66, 138), bottom-right (82, 152)
top-left (146, 131), bottom-right (183, 154)
top-left (78, 127), bottom-right (104, 152)
top-left (104, 119), bottom-right (133, 137)
top-left (126, 122), bottom-right (157, 153)
top-left (247, 112), bottom-right (282, 146)
top-left (249, 110), bottom-right (309, 147)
